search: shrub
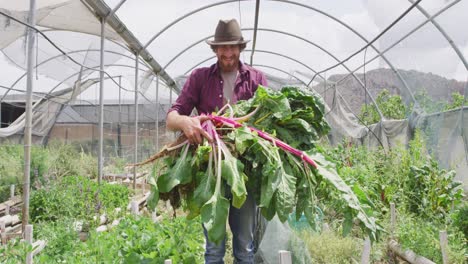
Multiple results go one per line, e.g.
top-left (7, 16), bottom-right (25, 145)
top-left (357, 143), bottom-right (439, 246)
top-left (30, 176), bottom-right (129, 223)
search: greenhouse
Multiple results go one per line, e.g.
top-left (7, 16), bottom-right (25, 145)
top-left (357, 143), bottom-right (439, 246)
top-left (0, 0), bottom-right (467, 263)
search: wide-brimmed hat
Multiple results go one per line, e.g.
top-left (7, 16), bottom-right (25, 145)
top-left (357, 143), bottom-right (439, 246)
top-left (206, 19), bottom-right (250, 46)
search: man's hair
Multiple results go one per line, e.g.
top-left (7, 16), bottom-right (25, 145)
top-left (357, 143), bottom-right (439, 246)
top-left (210, 43), bottom-right (247, 52)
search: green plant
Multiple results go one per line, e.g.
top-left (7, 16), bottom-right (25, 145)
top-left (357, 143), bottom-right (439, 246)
top-left (30, 146), bottom-right (51, 186)
top-left (147, 86), bottom-right (378, 244)
top-left (0, 238), bottom-right (32, 263)
top-left (30, 175), bottom-right (129, 223)
top-left (104, 156), bottom-right (128, 174)
top-left (299, 229), bottom-right (361, 264)
top-left (405, 160), bottom-right (464, 221)
top-left (0, 144), bottom-right (23, 201)
top-left (47, 142), bottom-right (97, 179)
top-left (397, 213), bottom-right (467, 264)
top-left (452, 202), bottom-right (468, 240)
top-left (35, 215), bottom-right (204, 263)
top-left (444, 92), bottom-right (466, 111)
top-left (34, 218), bottom-right (81, 260)
top-left (359, 89), bottom-right (407, 125)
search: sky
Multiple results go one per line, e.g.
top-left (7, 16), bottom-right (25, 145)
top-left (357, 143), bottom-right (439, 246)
top-left (0, 0), bottom-right (467, 101)
top-left (101, 0), bottom-right (467, 80)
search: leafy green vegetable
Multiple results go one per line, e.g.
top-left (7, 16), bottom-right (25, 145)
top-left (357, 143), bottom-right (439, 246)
top-left (145, 85), bottom-right (379, 243)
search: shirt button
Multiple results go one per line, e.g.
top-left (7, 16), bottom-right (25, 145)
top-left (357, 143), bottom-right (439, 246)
top-left (220, 81), bottom-right (223, 84)
top-left (219, 94), bottom-right (222, 98)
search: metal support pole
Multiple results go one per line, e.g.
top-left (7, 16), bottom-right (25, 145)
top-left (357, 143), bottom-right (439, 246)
top-left (98, 17), bottom-right (106, 184)
top-left (22, 0), bottom-right (36, 232)
top-left (250, 0), bottom-right (260, 65)
top-left (133, 53), bottom-right (139, 190)
top-left (155, 75), bottom-right (159, 151)
top-left (118, 76), bottom-right (122, 158)
top-left (169, 88), bottom-right (172, 104)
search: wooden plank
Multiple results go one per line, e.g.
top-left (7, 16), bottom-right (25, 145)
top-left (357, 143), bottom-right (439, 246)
top-left (278, 250), bottom-right (292, 264)
top-left (126, 192), bottom-right (150, 210)
top-left (0, 196), bottom-right (22, 212)
top-left (388, 240), bottom-right (435, 264)
top-left (5, 232), bottom-right (22, 240)
top-left (0, 214), bottom-right (20, 227)
top-left (103, 172), bottom-right (146, 179)
top-left (5, 223), bottom-right (21, 233)
top-left (32, 240), bottom-right (47, 256)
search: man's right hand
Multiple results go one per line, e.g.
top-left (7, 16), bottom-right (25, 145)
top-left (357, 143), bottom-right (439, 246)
top-left (166, 111), bottom-right (212, 145)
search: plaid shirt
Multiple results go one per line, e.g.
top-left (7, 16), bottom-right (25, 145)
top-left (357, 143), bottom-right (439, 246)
top-left (169, 61), bottom-right (267, 116)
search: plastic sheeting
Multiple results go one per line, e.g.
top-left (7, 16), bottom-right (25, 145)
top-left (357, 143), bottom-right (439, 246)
top-left (0, 0), bottom-right (121, 50)
top-left (0, 0), bottom-right (466, 188)
top-left (0, 79), bottom-right (97, 138)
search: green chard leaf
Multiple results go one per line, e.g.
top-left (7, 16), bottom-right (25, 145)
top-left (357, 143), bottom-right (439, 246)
top-left (187, 157), bottom-right (216, 219)
top-left (221, 152), bottom-right (247, 208)
top-left (307, 150), bottom-right (378, 239)
top-left (147, 186), bottom-right (159, 212)
top-left (157, 144), bottom-right (193, 193)
top-left (201, 192), bottom-right (230, 245)
top-left (274, 157), bottom-right (297, 222)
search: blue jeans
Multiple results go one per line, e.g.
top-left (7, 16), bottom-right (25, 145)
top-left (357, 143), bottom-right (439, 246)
top-left (203, 191), bottom-right (257, 264)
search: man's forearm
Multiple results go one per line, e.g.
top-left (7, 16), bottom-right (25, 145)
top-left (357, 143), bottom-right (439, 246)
top-left (166, 111), bottom-right (188, 132)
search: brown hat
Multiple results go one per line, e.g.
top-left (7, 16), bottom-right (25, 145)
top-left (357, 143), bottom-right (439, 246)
top-left (206, 19), bottom-right (250, 46)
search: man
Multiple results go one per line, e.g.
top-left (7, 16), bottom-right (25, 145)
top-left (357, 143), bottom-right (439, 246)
top-left (166, 19), bottom-right (267, 264)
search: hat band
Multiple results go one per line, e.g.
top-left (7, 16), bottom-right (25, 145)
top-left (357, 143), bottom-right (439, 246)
top-left (214, 36), bottom-right (243, 42)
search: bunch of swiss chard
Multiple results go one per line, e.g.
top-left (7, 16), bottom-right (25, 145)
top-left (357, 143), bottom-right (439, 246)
top-left (144, 85), bottom-right (379, 244)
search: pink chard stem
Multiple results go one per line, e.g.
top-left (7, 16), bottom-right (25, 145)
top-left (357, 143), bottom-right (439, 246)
top-left (208, 115), bottom-right (318, 168)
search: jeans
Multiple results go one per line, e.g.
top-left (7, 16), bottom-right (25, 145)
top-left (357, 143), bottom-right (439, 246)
top-left (203, 190), bottom-right (257, 264)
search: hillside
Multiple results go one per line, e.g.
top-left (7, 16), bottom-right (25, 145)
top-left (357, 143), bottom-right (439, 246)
top-left (313, 68), bottom-right (466, 114)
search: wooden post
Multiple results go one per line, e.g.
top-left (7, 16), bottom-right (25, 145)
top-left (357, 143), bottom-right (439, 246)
top-left (164, 260), bottom-right (172, 264)
top-left (151, 211), bottom-right (158, 223)
top-left (5, 204), bottom-right (9, 215)
top-left (25, 224), bottom-right (33, 264)
top-left (322, 223), bottom-right (330, 232)
top-left (278, 250), bottom-right (292, 264)
top-left (361, 236), bottom-right (371, 264)
top-left (439, 230), bottom-right (448, 264)
top-left (10, 185), bottom-right (15, 199)
top-left (131, 201), bottom-right (139, 215)
top-left (390, 202), bottom-right (396, 238)
top-left (0, 220), bottom-right (5, 244)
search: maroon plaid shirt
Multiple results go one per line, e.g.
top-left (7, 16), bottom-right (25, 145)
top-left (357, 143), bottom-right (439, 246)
top-left (169, 62), bottom-right (267, 116)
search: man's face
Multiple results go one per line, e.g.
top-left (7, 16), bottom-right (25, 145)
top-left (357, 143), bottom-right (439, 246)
top-left (214, 45), bottom-right (241, 72)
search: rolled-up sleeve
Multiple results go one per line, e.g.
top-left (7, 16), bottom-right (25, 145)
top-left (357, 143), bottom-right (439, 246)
top-left (168, 70), bottom-right (200, 116)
